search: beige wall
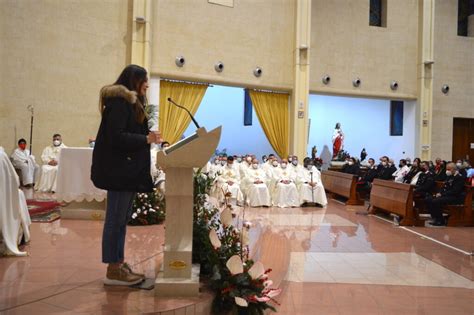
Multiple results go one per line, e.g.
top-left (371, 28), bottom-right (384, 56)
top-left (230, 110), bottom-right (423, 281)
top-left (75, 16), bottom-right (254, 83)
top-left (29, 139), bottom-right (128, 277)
top-left (0, 0), bottom-right (132, 159)
top-left (430, 0), bottom-right (474, 160)
top-left (310, 0), bottom-right (419, 100)
top-left (150, 0), bottom-right (296, 91)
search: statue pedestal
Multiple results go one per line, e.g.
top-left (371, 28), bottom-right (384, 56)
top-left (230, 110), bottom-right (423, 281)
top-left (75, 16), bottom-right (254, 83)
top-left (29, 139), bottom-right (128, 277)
top-left (155, 264), bottom-right (200, 297)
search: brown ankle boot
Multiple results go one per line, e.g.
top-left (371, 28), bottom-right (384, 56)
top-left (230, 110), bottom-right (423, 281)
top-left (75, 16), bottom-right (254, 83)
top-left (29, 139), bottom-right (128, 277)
top-left (122, 262), bottom-right (145, 279)
top-left (104, 265), bottom-right (143, 286)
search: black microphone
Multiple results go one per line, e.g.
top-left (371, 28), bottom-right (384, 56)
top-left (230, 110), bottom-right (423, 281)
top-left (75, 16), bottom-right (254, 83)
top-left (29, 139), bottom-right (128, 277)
top-left (167, 97), bottom-right (201, 129)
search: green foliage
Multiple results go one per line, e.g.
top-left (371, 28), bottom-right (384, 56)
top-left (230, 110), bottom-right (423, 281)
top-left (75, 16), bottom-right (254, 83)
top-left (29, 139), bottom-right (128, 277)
top-left (128, 188), bottom-right (166, 226)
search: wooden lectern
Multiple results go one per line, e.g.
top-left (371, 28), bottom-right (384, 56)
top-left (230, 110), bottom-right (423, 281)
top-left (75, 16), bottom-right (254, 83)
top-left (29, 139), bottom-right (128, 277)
top-left (154, 126), bottom-right (221, 296)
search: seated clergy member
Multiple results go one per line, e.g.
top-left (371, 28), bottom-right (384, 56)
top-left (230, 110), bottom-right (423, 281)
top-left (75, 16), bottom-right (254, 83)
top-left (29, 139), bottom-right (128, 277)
top-left (10, 138), bottom-right (39, 187)
top-left (290, 155), bottom-right (304, 177)
top-left (242, 158), bottom-right (271, 207)
top-left (425, 162), bottom-right (466, 226)
top-left (393, 159), bottom-right (410, 183)
top-left (216, 156), bottom-right (243, 205)
top-left (271, 159), bottom-right (299, 207)
top-left (36, 134), bottom-right (67, 192)
top-left (297, 160), bottom-right (327, 207)
top-left (341, 157), bottom-right (360, 175)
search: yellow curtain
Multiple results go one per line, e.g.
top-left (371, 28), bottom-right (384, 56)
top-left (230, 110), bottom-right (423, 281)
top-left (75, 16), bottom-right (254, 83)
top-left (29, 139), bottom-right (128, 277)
top-left (158, 80), bottom-right (207, 144)
top-left (249, 90), bottom-right (289, 158)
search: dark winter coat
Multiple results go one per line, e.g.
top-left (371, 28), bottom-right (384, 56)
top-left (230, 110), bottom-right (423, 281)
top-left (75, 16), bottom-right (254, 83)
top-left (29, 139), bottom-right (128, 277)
top-left (91, 85), bottom-right (153, 192)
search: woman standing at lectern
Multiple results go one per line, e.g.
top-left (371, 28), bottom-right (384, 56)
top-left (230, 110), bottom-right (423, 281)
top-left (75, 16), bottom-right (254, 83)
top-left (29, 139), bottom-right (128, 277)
top-left (91, 64), bottom-right (162, 286)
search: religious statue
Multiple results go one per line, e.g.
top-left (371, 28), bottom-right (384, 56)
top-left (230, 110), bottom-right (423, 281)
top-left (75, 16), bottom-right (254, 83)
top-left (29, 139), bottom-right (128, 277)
top-left (360, 148), bottom-right (367, 162)
top-left (311, 146), bottom-right (317, 159)
top-left (332, 122), bottom-right (344, 159)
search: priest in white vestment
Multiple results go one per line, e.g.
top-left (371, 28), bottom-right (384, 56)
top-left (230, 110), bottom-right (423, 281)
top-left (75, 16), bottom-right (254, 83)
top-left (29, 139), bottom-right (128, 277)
top-left (271, 160), bottom-right (299, 208)
top-left (239, 155), bottom-right (253, 178)
top-left (289, 156), bottom-right (305, 178)
top-left (36, 134), bottom-right (67, 192)
top-left (10, 138), bottom-right (39, 187)
top-left (0, 147), bottom-right (31, 256)
top-left (297, 162), bottom-right (327, 207)
top-left (242, 159), bottom-right (271, 207)
top-left (216, 156), bottom-right (243, 205)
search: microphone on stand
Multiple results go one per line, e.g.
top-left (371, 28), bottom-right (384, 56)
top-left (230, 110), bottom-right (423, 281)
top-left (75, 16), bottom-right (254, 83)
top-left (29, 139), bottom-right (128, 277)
top-left (167, 98), bottom-right (201, 129)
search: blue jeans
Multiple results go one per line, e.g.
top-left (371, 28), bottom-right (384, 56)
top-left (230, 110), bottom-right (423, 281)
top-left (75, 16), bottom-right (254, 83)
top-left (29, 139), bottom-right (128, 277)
top-left (102, 191), bottom-right (135, 264)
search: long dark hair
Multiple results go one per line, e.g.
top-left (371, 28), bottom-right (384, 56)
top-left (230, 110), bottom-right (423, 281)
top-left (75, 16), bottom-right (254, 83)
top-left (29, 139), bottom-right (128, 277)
top-left (100, 64), bottom-right (148, 123)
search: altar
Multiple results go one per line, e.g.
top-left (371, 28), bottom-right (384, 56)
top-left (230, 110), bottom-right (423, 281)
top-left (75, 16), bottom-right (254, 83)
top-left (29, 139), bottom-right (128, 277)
top-left (56, 147), bottom-right (106, 220)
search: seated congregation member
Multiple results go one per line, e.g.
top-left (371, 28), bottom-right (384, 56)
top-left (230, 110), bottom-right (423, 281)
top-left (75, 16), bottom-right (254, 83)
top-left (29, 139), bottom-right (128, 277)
top-left (425, 162), bottom-right (466, 226)
top-left (392, 159), bottom-right (410, 183)
top-left (216, 156), bottom-right (243, 205)
top-left (10, 139), bottom-right (39, 187)
top-left (341, 157), bottom-right (360, 175)
top-left (242, 158), bottom-right (271, 207)
top-left (271, 159), bottom-right (299, 208)
top-left (239, 155), bottom-right (253, 178)
top-left (377, 156), bottom-right (396, 180)
top-left (297, 161), bottom-right (327, 207)
top-left (413, 161), bottom-right (435, 197)
top-left (434, 159), bottom-right (447, 181)
top-left (359, 158), bottom-right (378, 184)
top-left (403, 157), bottom-right (421, 184)
top-left (466, 161), bottom-right (474, 179)
top-left (455, 159), bottom-right (468, 178)
top-left (36, 134), bottom-right (67, 192)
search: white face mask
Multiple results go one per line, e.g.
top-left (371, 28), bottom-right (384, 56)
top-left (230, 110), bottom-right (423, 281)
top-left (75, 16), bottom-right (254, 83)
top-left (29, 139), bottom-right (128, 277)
top-left (307, 165), bottom-right (313, 171)
top-left (445, 170), bottom-right (452, 176)
top-left (288, 157), bottom-right (293, 162)
top-left (53, 140), bottom-right (61, 147)
top-left (246, 157), bottom-right (252, 163)
top-left (214, 160), bottom-right (219, 165)
top-left (456, 163), bottom-right (462, 168)
top-left (252, 164), bottom-right (258, 169)
top-left (292, 160), bottom-right (298, 166)
top-left (382, 162), bottom-right (387, 166)
top-left (89, 141), bottom-right (95, 148)
top-left (348, 161), bottom-right (354, 166)
top-left (227, 163), bottom-right (233, 168)
top-left (281, 163), bottom-right (287, 169)
top-left (237, 158), bottom-right (242, 163)
top-left (272, 161), bottom-right (278, 167)
top-left (220, 161), bottom-right (226, 166)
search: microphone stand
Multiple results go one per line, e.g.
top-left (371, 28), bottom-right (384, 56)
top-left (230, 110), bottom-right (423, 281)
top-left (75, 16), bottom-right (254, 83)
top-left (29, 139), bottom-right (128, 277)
top-left (167, 98), bottom-right (200, 129)
top-left (27, 105), bottom-right (34, 155)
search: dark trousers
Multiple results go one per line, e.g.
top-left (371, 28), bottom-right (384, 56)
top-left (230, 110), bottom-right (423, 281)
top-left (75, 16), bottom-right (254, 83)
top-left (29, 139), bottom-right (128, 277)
top-left (102, 191), bottom-right (135, 264)
top-left (425, 195), bottom-right (460, 223)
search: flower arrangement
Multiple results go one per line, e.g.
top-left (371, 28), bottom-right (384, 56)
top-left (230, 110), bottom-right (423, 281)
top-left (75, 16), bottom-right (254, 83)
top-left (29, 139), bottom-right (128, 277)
top-left (128, 187), bottom-right (166, 226)
top-left (192, 170), bottom-right (281, 314)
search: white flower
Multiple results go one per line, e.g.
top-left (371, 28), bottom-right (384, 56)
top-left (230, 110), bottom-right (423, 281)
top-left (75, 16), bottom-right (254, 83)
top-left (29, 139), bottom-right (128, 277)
top-left (248, 261), bottom-right (264, 279)
top-left (263, 280), bottom-right (273, 287)
top-left (137, 209), bottom-right (141, 214)
top-left (265, 288), bottom-right (282, 298)
top-left (149, 209), bottom-right (156, 213)
top-left (220, 208), bottom-right (233, 226)
top-left (234, 297), bottom-right (248, 307)
top-left (144, 211), bottom-right (148, 215)
top-left (209, 229), bottom-right (221, 249)
top-left (131, 213), bottom-right (138, 219)
top-left (226, 255), bottom-right (243, 275)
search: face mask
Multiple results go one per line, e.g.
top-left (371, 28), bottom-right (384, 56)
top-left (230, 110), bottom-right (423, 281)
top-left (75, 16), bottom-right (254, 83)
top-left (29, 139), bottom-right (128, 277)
top-left (89, 141), bottom-right (95, 148)
top-left (288, 157), bottom-right (293, 162)
top-left (252, 164), bottom-right (258, 169)
top-left (307, 165), bottom-right (313, 171)
top-left (237, 158), bottom-right (242, 163)
top-left (382, 162), bottom-right (387, 166)
top-left (53, 140), bottom-right (61, 146)
top-left (369, 163), bottom-right (374, 167)
top-left (456, 163), bottom-right (462, 168)
top-left (263, 158), bottom-right (268, 163)
top-left (19, 144), bottom-right (26, 150)
top-left (348, 161), bottom-right (354, 166)
top-left (246, 157), bottom-right (252, 163)
top-left (281, 163), bottom-right (287, 169)
top-left (214, 160), bottom-right (219, 165)
top-left (220, 161), bottom-right (226, 166)
top-left (292, 160), bottom-right (298, 166)
top-left (227, 163), bottom-right (233, 168)
top-left (445, 170), bottom-right (452, 176)
top-left (272, 161), bottom-right (278, 167)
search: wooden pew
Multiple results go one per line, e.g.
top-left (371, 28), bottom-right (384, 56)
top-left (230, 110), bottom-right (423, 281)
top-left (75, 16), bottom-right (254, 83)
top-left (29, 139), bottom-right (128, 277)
top-left (321, 170), bottom-right (364, 205)
top-left (434, 181), bottom-right (473, 227)
top-left (369, 179), bottom-right (418, 226)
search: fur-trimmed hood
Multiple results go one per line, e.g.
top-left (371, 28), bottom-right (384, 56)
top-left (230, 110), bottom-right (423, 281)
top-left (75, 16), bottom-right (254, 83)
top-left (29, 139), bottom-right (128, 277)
top-left (100, 84), bottom-right (137, 104)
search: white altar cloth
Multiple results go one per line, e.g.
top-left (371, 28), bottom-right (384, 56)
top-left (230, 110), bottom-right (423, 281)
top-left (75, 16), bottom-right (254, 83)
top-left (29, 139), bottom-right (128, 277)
top-left (56, 147), bottom-right (106, 202)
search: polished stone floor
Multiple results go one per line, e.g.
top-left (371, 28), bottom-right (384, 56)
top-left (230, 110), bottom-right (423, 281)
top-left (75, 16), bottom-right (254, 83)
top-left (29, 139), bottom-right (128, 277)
top-left (0, 195), bottom-right (473, 314)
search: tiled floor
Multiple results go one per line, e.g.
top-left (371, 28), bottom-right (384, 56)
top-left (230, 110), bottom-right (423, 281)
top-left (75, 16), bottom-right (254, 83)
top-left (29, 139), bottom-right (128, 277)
top-left (1, 192), bottom-right (473, 314)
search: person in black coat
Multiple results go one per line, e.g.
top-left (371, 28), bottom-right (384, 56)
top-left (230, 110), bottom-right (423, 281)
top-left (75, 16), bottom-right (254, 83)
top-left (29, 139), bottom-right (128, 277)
top-left (425, 162), bottom-right (466, 226)
top-left (434, 160), bottom-right (447, 182)
top-left (342, 157), bottom-right (360, 175)
top-left (377, 157), bottom-right (396, 180)
top-left (414, 161), bottom-right (435, 197)
top-left (91, 65), bottom-right (162, 286)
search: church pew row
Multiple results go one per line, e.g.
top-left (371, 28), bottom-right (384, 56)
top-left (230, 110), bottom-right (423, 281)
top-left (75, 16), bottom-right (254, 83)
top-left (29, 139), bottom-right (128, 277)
top-left (368, 179), bottom-right (420, 226)
top-left (321, 170), bottom-right (364, 206)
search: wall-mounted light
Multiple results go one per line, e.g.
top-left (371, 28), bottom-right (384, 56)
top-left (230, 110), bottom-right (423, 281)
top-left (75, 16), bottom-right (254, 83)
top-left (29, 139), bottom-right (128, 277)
top-left (253, 67), bottom-right (262, 77)
top-left (441, 84), bottom-right (449, 94)
top-left (390, 80), bottom-right (399, 90)
top-left (352, 77), bottom-right (361, 87)
top-left (322, 75), bottom-right (331, 85)
top-left (214, 62), bottom-right (224, 72)
top-left (134, 16), bottom-right (146, 24)
top-left (175, 56), bottom-right (185, 67)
